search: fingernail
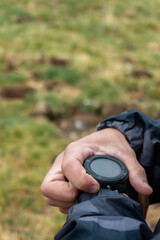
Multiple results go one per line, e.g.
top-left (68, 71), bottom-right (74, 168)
top-left (143, 182), bottom-right (149, 186)
top-left (90, 185), bottom-right (99, 193)
top-left (143, 182), bottom-right (153, 191)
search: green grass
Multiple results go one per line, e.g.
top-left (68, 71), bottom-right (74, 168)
top-left (34, 65), bottom-right (82, 85)
top-left (0, 72), bottom-right (26, 87)
top-left (0, 0), bottom-right (160, 239)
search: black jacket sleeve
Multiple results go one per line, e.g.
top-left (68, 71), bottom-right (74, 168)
top-left (97, 109), bottom-right (160, 204)
top-left (55, 190), bottom-right (154, 240)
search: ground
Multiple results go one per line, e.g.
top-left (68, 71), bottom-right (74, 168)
top-left (0, 0), bottom-right (160, 239)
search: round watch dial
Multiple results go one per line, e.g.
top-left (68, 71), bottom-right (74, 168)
top-left (83, 155), bottom-right (128, 188)
top-left (90, 158), bottom-right (121, 178)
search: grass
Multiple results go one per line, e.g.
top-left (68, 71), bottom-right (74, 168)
top-left (0, 0), bottom-right (160, 239)
top-left (0, 72), bottom-right (26, 87)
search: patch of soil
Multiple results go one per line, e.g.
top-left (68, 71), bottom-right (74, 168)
top-left (29, 102), bottom-right (60, 121)
top-left (49, 57), bottom-right (70, 66)
top-left (32, 71), bottom-right (41, 79)
top-left (130, 69), bottom-right (153, 78)
top-left (29, 101), bottom-right (102, 137)
top-left (57, 112), bottom-right (102, 138)
top-left (44, 80), bottom-right (61, 91)
top-left (123, 57), bottom-right (135, 64)
top-left (5, 60), bottom-right (17, 71)
top-left (4, 55), bottom-right (21, 72)
top-left (125, 44), bottom-right (135, 50)
top-left (55, 103), bottom-right (135, 137)
top-left (125, 8), bottom-right (136, 19)
top-left (15, 15), bottom-right (35, 24)
top-left (0, 84), bottom-right (34, 99)
top-left (30, 102), bottom-right (135, 132)
top-left (35, 55), bottom-right (70, 66)
top-left (100, 103), bottom-right (132, 118)
top-left (31, 101), bottom-right (158, 139)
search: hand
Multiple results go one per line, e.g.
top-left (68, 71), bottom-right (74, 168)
top-left (41, 128), bottom-right (153, 214)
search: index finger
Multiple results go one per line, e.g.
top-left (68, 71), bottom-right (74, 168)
top-left (41, 152), bottom-right (79, 202)
top-left (62, 143), bottom-right (100, 193)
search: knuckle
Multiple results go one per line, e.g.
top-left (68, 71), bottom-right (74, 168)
top-left (69, 189), bottom-right (78, 201)
top-left (46, 198), bottom-right (52, 205)
top-left (122, 146), bottom-right (135, 157)
top-left (41, 182), bottom-right (47, 196)
top-left (61, 159), bottom-right (70, 173)
top-left (61, 142), bottom-right (77, 172)
top-left (132, 165), bottom-right (146, 176)
top-left (41, 181), bottom-right (54, 197)
top-left (46, 198), bottom-right (56, 206)
top-left (78, 177), bottom-right (87, 191)
top-left (127, 147), bottom-right (135, 155)
top-left (130, 148), bottom-right (137, 158)
top-left (138, 165), bottom-right (146, 174)
top-left (65, 142), bottom-right (77, 153)
top-left (59, 207), bottom-right (69, 214)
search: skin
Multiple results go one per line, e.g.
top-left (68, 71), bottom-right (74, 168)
top-left (41, 128), bottom-right (153, 214)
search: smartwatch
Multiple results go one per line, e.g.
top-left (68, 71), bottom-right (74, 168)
top-left (83, 155), bottom-right (129, 193)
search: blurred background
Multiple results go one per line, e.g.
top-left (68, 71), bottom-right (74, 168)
top-left (0, 0), bottom-right (160, 239)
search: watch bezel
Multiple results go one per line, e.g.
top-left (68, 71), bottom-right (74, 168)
top-left (84, 155), bottom-right (128, 188)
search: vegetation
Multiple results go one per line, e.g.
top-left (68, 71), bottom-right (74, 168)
top-left (0, 0), bottom-right (160, 239)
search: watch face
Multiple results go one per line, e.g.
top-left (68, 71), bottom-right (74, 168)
top-left (83, 155), bottom-right (128, 188)
top-left (90, 158), bottom-right (121, 178)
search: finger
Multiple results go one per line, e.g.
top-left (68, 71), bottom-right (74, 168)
top-left (129, 165), bottom-right (153, 195)
top-left (46, 197), bottom-right (75, 208)
top-left (41, 180), bottom-right (79, 202)
top-left (59, 207), bottom-right (69, 214)
top-left (118, 152), bottom-right (153, 195)
top-left (44, 152), bottom-right (65, 179)
top-left (41, 152), bottom-right (79, 202)
top-left (62, 143), bottom-right (100, 193)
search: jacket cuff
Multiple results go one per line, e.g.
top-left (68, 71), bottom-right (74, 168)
top-left (97, 111), bottom-right (144, 154)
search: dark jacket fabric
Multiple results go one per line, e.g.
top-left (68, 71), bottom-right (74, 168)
top-left (97, 109), bottom-right (160, 204)
top-left (55, 190), bottom-right (155, 240)
top-left (55, 109), bottom-right (160, 240)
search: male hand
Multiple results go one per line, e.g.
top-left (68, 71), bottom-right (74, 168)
top-left (41, 128), bottom-right (153, 214)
